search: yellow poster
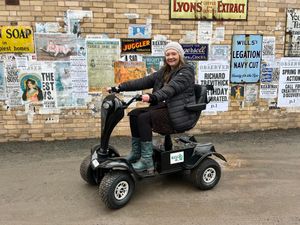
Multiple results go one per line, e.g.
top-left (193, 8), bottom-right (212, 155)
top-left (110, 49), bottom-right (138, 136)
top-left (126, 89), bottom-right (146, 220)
top-left (170, 0), bottom-right (248, 20)
top-left (114, 61), bottom-right (146, 84)
top-left (0, 26), bottom-right (34, 53)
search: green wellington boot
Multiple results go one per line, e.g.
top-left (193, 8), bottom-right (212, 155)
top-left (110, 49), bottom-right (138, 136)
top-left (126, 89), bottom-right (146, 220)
top-left (125, 137), bottom-right (141, 163)
top-left (132, 141), bottom-right (154, 172)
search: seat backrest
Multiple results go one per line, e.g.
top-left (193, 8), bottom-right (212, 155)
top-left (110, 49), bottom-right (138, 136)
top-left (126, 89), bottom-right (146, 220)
top-left (194, 84), bottom-right (208, 104)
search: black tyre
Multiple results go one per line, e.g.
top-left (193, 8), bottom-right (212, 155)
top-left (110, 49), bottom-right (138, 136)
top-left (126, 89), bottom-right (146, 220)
top-left (191, 158), bottom-right (221, 190)
top-left (80, 155), bottom-right (97, 185)
top-left (99, 171), bottom-right (135, 209)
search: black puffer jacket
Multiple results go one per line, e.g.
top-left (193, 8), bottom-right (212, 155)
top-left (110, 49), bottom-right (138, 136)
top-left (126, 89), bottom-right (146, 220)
top-left (119, 64), bottom-right (197, 132)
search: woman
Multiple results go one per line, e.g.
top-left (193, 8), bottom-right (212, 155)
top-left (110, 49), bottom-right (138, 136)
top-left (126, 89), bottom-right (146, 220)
top-left (22, 79), bottom-right (43, 102)
top-left (109, 42), bottom-right (197, 172)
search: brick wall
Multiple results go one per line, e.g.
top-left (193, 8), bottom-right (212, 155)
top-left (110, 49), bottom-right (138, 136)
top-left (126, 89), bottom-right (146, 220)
top-left (1, 0), bottom-right (300, 142)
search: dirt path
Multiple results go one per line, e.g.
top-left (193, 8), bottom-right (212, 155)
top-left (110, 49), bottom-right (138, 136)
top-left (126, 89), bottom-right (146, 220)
top-left (1, 129), bottom-right (300, 225)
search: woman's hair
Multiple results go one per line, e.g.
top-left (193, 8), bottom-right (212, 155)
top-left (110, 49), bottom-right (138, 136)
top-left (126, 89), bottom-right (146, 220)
top-left (161, 54), bottom-right (186, 83)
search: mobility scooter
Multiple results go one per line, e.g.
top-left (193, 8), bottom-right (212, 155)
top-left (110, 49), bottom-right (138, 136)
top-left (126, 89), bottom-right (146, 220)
top-left (80, 84), bottom-right (226, 209)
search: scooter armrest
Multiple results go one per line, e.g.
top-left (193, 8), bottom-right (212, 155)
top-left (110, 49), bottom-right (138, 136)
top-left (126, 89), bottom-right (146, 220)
top-left (185, 103), bottom-right (206, 112)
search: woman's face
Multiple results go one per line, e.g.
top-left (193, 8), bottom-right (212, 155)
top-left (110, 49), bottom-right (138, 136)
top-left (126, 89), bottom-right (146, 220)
top-left (27, 81), bottom-right (33, 89)
top-left (165, 49), bottom-right (180, 68)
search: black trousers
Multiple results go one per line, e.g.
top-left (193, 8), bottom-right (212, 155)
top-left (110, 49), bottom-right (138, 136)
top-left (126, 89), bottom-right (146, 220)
top-left (128, 103), bottom-right (175, 142)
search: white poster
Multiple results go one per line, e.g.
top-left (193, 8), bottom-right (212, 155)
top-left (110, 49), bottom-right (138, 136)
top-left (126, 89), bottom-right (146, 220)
top-left (262, 36), bottom-right (276, 61)
top-left (151, 40), bottom-right (170, 56)
top-left (198, 61), bottom-right (230, 112)
top-left (197, 21), bottom-right (213, 44)
top-left (260, 83), bottom-right (278, 99)
top-left (70, 56), bottom-right (88, 106)
top-left (278, 58), bottom-right (300, 107)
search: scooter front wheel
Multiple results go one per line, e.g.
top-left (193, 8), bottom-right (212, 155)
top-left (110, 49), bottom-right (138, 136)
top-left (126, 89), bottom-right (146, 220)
top-left (99, 171), bottom-right (135, 209)
top-left (191, 158), bottom-right (221, 190)
top-left (80, 155), bottom-right (97, 185)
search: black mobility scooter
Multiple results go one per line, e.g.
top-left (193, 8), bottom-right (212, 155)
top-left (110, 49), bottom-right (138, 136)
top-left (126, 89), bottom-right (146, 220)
top-left (80, 84), bottom-right (226, 209)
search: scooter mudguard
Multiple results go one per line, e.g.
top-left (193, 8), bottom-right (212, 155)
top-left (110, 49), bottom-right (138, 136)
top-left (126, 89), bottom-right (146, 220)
top-left (100, 159), bottom-right (130, 170)
top-left (184, 143), bottom-right (227, 169)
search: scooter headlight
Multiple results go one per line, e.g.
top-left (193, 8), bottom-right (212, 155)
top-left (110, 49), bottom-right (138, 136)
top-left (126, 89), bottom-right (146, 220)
top-left (102, 101), bottom-right (110, 109)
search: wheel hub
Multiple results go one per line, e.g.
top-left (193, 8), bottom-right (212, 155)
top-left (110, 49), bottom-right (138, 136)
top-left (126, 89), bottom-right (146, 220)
top-left (114, 181), bottom-right (129, 200)
top-left (203, 167), bottom-right (216, 184)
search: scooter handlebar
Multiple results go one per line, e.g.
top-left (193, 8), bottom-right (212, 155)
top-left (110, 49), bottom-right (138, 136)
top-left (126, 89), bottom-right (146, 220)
top-left (123, 94), bottom-right (142, 108)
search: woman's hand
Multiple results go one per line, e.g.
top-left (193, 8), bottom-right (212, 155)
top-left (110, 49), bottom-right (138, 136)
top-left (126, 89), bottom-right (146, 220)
top-left (107, 86), bottom-right (120, 93)
top-left (141, 94), bottom-right (150, 102)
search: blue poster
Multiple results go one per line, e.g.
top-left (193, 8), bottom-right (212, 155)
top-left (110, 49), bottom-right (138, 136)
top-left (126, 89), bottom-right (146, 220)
top-left (230, 34), bottom-right (262, 83)
top-left (182, 44), bottom-right (208, 61)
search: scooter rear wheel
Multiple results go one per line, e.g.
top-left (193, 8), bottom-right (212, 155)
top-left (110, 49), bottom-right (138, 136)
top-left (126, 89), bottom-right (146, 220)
top-left (99, 171), bottom-right (135, 209)
top-left (191, 158), bottom-right (221, 190)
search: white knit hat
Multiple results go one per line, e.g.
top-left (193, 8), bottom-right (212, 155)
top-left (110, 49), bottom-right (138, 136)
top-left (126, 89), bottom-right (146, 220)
top-left (164, 42), bottom-right (185, 58)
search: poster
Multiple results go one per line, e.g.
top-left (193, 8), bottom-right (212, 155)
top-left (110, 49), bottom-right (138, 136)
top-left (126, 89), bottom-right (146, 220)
top-left (35, 22), bottom-right (62, 33)
top-left (114, 61), bottom-right (146, 84)
top-left (86, 39), bottom-right (120, 92)
top-left (285, 8), bottom-right (300, 56)
top-left (19, 71), bottom-right (44, 104)
top-left (70, 56), bottom-right (88, 106)
top-left (0, 61), bottom-right (6, 100)
top-left (230, 84), bottom-right (245, 100)
top-left (198, 61), bottom-right (230, 112)
top-left (54, 62), bottom-right (72, 108)
top-left (142, 56), bottom-right (164, 75)
top-left (182, 44), bottom-right (209, 60)
top-left (213, 27), bottom-right (225, 42)
top-left (197, 21), bottom-right (212, 44)
top-left (35, 33), bottom-right (78, 61)
top-left (244, 84), bottom-right (258, 104)
top-left (0, 26), bottom-right (34, 53)
top-left (151, 40), bottom-right (170, 56)
top-left (277, 58), bottom-right (300, 107)
top-left (128, 24), bottom-right (151, 38)
top-left (209, 45), bottom-right (230, 61)
top-left (121, 38), bottom-right (152, 54)
top-left (5, 59), bottom-right (22, 107)
top-left (67, 10), bottom-right (93, 37)
top-left (230, 34), bottom-right (262, 83)
top-left (262, 36), bottom-right (275, 61)
top-left (260, 83), bottom-right (278, 99)
top-left (170, 0), bottom-right (248, 20)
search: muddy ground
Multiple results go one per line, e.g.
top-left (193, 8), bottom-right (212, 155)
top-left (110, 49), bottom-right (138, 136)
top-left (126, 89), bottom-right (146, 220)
top-left (0, 128), bottom-right (300, 225)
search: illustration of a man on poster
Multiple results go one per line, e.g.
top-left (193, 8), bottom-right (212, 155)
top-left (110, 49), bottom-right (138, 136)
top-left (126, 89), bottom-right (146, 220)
top-left (20, 75), bottom-right (43, 102)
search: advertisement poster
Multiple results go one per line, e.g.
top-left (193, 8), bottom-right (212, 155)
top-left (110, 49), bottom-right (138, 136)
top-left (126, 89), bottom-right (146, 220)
top-left (121, 38), bottom-right (152, 54)
top-left (198, 61), bottom-right (230, 112)
top-left (0, 61), bottom-right (6, 100)
top-left (54, 62), bottom-right (72, 108)
top-left (197, 21), bottom-right (212, 44)
top-left (209, 45), bottom-right (230, 61)
top-left (170, 0), bottom-right (248, 20)
top-left (230, 84), bottom-right (245, 100)
top-left (70, 56), bottom-right (88, 106)
top-left (262, 36), bottom-right (276, 61)
top-left (182, 44), bottom-right (209, 60)
top-left (244, 84), bottom-right (258, 104)
top-left (230, 34), bottom-right (262, 83)
top-left (67, 10), bottom-right (93, 37)
top-left (142, 56), bottom-right (164, 75)
top-left (0, 26), bottom-right (34, 53)
top-left (128, 24), bottom-right (151, 38)
top-left (286, 8), bottom-right (300, 56)
top-left (277, 58), bottom-right (300, 107)
top-left (114, 61), bottom-right (146, 84)
top-left (152, 40), bottom-right (170, 56)
top-left (86, 39), bottom-right (120, 92)
top-left (19, 71), bottom-right (44, 104)
top-left (260, 83), bottom-right (278, 99)
top-left (35, 33), bottom-right (78, 61)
